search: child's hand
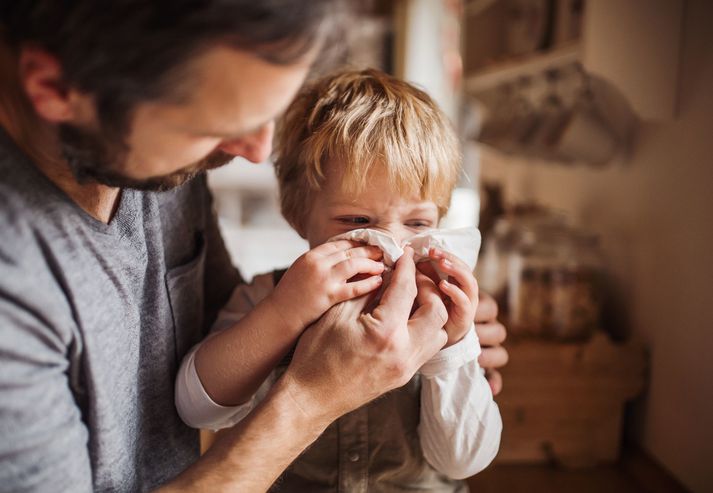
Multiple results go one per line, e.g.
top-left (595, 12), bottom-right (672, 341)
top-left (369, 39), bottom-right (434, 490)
top-left (417, 248), bottom-right (479, 347)
top-left (270, 240), bottom-right (385, 329)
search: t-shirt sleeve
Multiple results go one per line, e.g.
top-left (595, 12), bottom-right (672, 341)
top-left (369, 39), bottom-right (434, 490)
top-left (0, 263), bottom-right (92, 492)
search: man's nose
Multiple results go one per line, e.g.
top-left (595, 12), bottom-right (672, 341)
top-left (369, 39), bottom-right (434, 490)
top-left (218, 121), bottom-right (275, 163)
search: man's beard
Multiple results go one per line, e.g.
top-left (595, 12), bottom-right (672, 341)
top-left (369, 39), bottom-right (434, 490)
top-left (59, 124), bottom-right (234, 192)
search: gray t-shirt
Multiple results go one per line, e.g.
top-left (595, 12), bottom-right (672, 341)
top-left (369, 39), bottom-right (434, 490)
top-left (0, 130), bottom-right (241, 492)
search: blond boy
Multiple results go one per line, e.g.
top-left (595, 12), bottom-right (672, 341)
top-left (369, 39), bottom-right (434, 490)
top-left (176, 69), bottom-right (501, 491)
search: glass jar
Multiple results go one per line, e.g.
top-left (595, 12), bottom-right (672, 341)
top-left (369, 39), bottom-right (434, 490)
top-left (507, 223), bottom-right (603, 341)
top-left (477, 210), bottom-right (566, 322)
top-left (548, 231), bottom-right (603, 341)
top-left (508, 227), bottom-right (565, 337)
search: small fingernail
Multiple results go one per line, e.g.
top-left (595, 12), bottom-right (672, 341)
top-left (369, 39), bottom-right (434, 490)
top-left (442, 259), bottom-right (452, 268)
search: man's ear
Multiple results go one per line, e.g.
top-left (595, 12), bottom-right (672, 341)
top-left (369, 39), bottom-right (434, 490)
top-left (18, 46), bottom-right (91, 124)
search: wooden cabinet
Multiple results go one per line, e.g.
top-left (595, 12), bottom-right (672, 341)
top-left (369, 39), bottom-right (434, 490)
top-left (495, 332), bottom-right (647, 467)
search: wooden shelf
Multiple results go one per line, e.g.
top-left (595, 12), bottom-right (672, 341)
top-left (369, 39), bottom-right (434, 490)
top-left (465, 44), bottom-right (582, 94)
top-left (462, 0), bottom-right (683, 120)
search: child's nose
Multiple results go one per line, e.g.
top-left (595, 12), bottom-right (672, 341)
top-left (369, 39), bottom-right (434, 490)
top-left (379, 225), bottom-right (412, 245)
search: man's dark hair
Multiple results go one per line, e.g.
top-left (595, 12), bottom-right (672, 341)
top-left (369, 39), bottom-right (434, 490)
top-left (1, 0), bottom-right (341, 136)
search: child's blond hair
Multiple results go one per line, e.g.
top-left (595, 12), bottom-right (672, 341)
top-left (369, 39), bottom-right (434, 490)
top-left (273, 68), bottom-right (461, 235)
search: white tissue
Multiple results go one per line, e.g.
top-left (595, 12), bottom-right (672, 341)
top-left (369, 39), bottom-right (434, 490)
top-left (330, 228), bottom-right (482, 274)
top-left (407, 229), bottom-right (481, 271)
top-left (332, 229), bottom-right (404, 266)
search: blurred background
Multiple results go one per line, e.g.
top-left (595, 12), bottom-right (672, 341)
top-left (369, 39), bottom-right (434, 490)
top-left (207, 1), bottom-right (712, 491)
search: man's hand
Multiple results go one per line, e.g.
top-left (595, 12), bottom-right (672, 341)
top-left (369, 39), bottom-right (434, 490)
top-left (475, 291), bottom-right (508, 396)
top-left (279, 247), bottom-right (449, 422)
top-left (162, 249), bottom-right (436, 493)
top-left (270, 240), bottom-right (385, 329)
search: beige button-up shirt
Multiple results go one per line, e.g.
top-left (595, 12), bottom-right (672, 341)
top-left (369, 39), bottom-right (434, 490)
top-left (269, 365), bottom-right (467, 492)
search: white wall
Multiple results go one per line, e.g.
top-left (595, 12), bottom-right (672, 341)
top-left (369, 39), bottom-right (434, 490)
top-left (479, 1), bottom-right (713, 491)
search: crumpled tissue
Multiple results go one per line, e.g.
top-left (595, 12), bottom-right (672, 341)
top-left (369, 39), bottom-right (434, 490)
top-left (330, 227), bottom-right (481, 277)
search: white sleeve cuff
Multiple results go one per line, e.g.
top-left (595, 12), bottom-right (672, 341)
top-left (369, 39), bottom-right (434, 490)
top-left (174, 344), bottom-right (257, 430)
top-left (418, 327), bottom-right (502, 479)
top-left (419, 325), bottom-right (481, 378)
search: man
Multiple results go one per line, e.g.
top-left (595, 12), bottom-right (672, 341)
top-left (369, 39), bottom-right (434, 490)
top-left (0, 2), bottom-right (508, 491)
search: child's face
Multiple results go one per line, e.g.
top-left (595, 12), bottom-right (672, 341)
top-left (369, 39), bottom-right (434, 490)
top-left (302, 163), bottom-right (440, 248)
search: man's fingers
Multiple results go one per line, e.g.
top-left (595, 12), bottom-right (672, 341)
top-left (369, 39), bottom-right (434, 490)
top-left (478, 345), bottom-right (509, 370)
top-left (475, 321), bottom-right (507, 347)
top-left (408, 301), bottom-right (448, 362)
top-left (409, 272), bottom-right (448, 353)
top-left (475, 291), bottom-right (499, 323)
top-left (371, 247), bottom-right (417, 324)
top-left (415, 260), bottom-right (440, 286)
top-left (414, 271), bottom-right (442, 307)
top-left (324, 289), bottom-right (371, 323)
top-left (484, 369), bottom-right (503, 396)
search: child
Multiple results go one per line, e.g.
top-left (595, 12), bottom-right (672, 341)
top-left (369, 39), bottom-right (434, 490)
top-left (175, 69), bottom-right (501, 492)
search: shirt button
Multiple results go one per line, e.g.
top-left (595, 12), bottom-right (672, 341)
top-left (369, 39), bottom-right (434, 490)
top-left (348, 451), bottom-right (361, 462)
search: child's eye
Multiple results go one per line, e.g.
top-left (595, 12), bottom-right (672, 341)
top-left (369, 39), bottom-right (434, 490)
top-left (337, 216), bottom-right (370, 225)
top-left (405, 220), bottom-right (433, 229)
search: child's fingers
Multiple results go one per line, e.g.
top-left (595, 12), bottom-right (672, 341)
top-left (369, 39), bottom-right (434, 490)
top-left (335, 257), bottom-right (385, 280)
top-left (336, 275), bottom-right (383, 301)
top-left (315, 240), bottom-right (382, 260)
top-left (429, 248), bottom-right (471, 272)
top-left (344, 245), bottom-right (384, 261)
top-left (312, 239), bottom-right (360, 256)
top-left (439, 278), bottom-right (472, 320)
top-left (328, 243), bottom-right (384, 263)
top-left (440, 261), bottom-right (478, 302)
top-left (431, 252), bottom-right (478, 302)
